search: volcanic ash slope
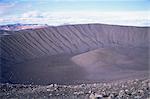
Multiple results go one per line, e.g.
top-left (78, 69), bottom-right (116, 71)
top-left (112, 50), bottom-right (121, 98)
top-left (0, 24), bottom-right (149, 84)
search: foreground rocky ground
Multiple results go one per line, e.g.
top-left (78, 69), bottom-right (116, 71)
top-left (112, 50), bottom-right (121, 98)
top-left (0, 79), bottom-right (149, 99)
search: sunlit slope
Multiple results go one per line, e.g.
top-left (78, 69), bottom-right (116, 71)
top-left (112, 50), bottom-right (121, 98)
top-left (71, 47), bottom-right (148, 81)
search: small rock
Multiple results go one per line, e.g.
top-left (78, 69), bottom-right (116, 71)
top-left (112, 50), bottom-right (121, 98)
top-left (89, 93), bottom-right (95, 99)
top-left (118, 90), bottom-right (125, 98)
top-left (95, 93), bottom-right (103, 98)
top-left (89, 90), bottom-right (92, 94)
top-left (49, 93), bottom-right (52, 96)
top-left (89, 93), bottom-right (102, 99)
top-left (108, 93), bottom-right (115, 98)
top-left (46, 88), bottom-right (51, 92)
top-left (138, 89), bottom-right (144, 94)
top-left (134, 95), bottom-right (142, 99)
top-left (46, 84), bottom-right (54, 88)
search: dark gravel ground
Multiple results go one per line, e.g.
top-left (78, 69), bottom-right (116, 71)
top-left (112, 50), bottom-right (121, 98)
top-left (0, 79), bottom-right (149, 99)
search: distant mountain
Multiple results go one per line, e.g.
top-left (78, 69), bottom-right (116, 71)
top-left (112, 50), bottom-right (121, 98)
top-left (0, 23), bottom-right (48, 31)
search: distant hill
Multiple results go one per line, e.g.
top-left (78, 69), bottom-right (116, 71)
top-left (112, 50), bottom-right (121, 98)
top-left (0, 23), bottom-right (48, 31)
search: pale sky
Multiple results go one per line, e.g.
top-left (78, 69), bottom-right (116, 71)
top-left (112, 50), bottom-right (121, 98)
top-left (0, 0), bottom-right (149, 26)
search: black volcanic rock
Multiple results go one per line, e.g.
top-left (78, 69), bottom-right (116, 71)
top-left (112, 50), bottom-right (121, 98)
top-left (0, 79), bottom-right (149, 99)
top-left (0, 23), bottom-right (149, 85)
